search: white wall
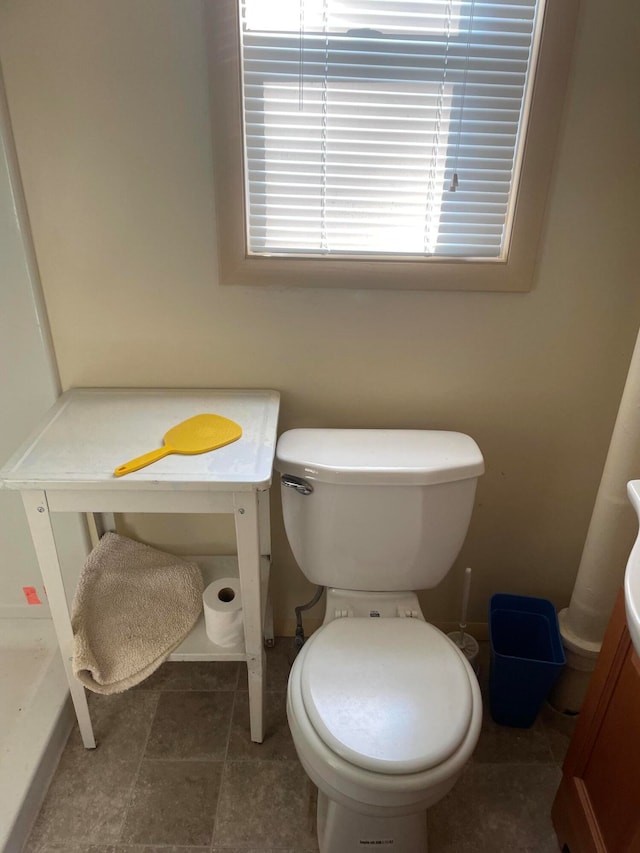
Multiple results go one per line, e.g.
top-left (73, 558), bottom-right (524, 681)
top-left (0, 62), bottom-right (87, 615)
top-left (0, 0), bottom-right (639, 632)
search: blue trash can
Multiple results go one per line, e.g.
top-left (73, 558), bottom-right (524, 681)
top-left (489, 593), bottom-right (565, 728)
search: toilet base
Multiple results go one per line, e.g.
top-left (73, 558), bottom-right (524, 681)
top-left (317, 790), bottom-right (428, 853)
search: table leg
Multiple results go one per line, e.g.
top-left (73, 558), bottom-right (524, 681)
top-left (258, 489), bottom-right (271, 556)
top-left (95, 512), bottom-right (116, 537)
top-left (85, 512), bottom-right (116, 547)
top-left (22, 491), bottom-right (96, 749)
top-left (264, 589), bottom-right (275, 648)
top-left (258, 490), bottom-right (274, 647)
top-left (234, 491), bottom-right (265, 743)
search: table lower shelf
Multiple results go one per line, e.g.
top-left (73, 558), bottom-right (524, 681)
top-left (168, 554), bottom-right (271, 662)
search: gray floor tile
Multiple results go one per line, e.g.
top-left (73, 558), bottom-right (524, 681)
top-left (428, 763), bottom-right (562, 853)
top-left (25, 651), bottom-right (569, 853)
top-left (238, 637), bottom-right (295, 691)
top-left (214, 761), bottom-right (317, 848)
top-left (539, 701), bottom-right (578, 765)
top-left (28, 844), bottom-right (211, 852)
top-left (136, 660), bottom-right (240, 691)
top-left (473, 697), bottom-right (555, 764)
top-left (27, 748), bottom-right (138, 846)
top-left (115, 848), bottom-right (210, 852)
top-left (227, 690), bottom-right (297, 761)
top-left (65, 691), bottom-right (160, 761)
top-left (120, 760), bottom-right (223, 846)
top-left (144, 691), bottom-right (234, 760)
top-left (426, 834), bottom-right (487, 853)
top-left (23, 845), bottom-right (119, 853)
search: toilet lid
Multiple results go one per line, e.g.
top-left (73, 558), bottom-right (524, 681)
top-left (300, 618), bottom-right (473, 775)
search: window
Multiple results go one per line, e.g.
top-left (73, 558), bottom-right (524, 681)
top-left (206, 0), bottom-right (578, 290)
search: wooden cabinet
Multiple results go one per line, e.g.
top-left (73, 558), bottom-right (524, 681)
top-left (552, 592), bottom-right (640, 853)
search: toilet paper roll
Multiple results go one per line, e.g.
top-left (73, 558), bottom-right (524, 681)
top-left (203, 577), bottom-right (244, 648)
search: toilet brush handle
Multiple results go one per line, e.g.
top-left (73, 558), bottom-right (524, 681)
top-left (459, 567), bottom-right (472, 635)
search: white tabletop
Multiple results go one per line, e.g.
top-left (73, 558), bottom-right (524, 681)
top-left (0, 388), bottom-right (280, 492)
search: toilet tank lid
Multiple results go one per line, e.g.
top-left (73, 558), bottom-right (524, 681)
top-left (275, 429), bottom-right (484, 486)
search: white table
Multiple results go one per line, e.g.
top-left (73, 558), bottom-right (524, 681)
top-left (0, 388), bottom-right (280, 747)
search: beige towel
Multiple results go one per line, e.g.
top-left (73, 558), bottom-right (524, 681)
top-left (71, 532), bottom-right (203, 694)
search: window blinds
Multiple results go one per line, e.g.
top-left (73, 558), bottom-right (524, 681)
top-left (239, 0), bottom-right (544, 259)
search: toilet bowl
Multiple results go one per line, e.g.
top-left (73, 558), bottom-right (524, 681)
top-left (286, 601), bottom-right (482, 851)
top-left (275, 429), bottom-right (485, 851)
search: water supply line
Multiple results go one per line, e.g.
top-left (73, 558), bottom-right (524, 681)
top-left (294, 585), bottom-right (325, 652)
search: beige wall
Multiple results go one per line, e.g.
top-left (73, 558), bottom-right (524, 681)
top-left (0, 62), bottom-right (88, 614)
top-left (1, 0), bottom-right (639, 633)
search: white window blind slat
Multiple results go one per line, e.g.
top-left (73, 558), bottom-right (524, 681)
top-left (243, 87), bottom-right (527, 106)
top-left (240, 0), bottom-right (544, 259)
top-left (247, 156), bottom-right (516, 173)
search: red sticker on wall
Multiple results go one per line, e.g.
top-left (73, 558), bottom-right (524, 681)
top-left (23, 586), bottom-right (42, 605)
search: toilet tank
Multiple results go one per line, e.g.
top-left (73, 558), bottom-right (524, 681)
top-left (275, 429), bottom-right (484, 592)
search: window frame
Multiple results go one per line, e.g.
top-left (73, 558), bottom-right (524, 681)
top-left (205, 0), bottom-right (579, 292)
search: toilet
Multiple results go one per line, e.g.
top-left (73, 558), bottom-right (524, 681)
top-left (275, 428), bottom-right (485, 853)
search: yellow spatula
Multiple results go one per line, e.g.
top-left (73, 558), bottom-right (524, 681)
top-left (113, 414), bottom-right (242, 477)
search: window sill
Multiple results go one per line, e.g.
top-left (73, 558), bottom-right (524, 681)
top-left (218, 253), bottom-right (529, 292)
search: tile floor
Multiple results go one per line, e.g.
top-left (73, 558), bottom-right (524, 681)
top-left (23, 640), bottom-right (575, 853)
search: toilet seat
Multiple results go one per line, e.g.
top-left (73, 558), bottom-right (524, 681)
top-left (287, 618), bottom-right (483, 815)
top-left (300, 618), bottom-right (473, 775)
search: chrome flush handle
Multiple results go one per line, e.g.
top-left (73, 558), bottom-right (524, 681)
top-left (281, 474), bottom-right (314, 496)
